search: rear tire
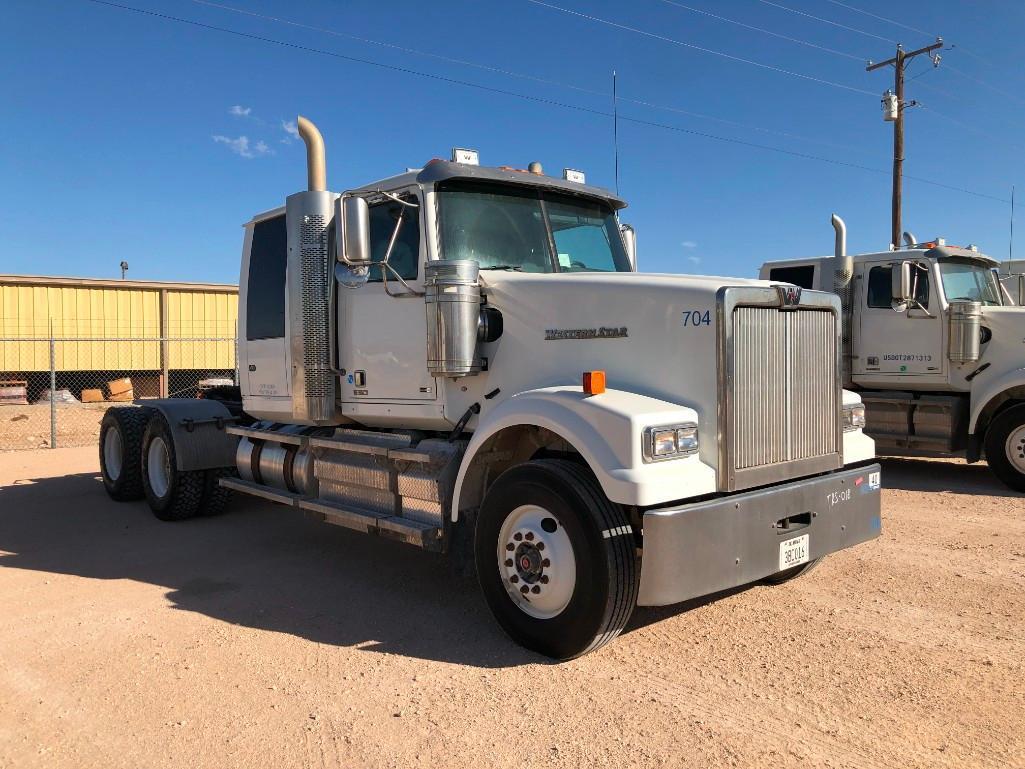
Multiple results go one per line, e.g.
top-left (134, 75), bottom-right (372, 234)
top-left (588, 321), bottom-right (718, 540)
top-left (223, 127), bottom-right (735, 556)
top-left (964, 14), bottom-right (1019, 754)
top-left (475, 459), bottom-right (638, 660)
top-left (99, 407), bottom-right (151, 501)
top-left (761, 558), bottom-right (820, 585)
top-left (985, 403), bottom-right (1025, 492)
top-left (200, 468), bottom-right (236, 516)
top-left (141, 415), bottom-right (205, 521)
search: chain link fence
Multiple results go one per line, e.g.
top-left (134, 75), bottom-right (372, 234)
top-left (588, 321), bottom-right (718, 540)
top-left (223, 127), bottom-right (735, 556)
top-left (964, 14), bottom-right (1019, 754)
top-left (0, 336), bottom-right (237, 450)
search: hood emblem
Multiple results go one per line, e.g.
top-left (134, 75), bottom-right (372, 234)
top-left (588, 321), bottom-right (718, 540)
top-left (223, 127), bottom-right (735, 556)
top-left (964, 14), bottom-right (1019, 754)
top-left (776, 285), bottom-right (802, 307)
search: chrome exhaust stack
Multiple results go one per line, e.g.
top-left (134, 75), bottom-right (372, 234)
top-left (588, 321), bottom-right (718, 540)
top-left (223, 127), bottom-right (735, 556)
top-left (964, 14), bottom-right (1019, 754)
top-left (286, 115), bottom-right (336, 424)
top-left (831, 214), bottom-right (854, 386)
top-left (297, 115), bottom-right (327, 192)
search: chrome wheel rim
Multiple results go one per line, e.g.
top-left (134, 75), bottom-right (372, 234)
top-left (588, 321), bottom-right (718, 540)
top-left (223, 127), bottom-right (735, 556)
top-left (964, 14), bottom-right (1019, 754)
top-left (147, 436), bottom-right (171, 498)
top-left (497, 504), bottom-right (576, 619)
top-left (1005, 425), bottom-right (1025, 474)
top-left (103, 426), bottom-right (123, 482)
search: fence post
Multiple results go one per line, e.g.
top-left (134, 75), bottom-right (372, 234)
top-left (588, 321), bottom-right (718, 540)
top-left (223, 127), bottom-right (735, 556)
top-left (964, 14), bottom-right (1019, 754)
top-left (49, 321), bottom-right (57, 450)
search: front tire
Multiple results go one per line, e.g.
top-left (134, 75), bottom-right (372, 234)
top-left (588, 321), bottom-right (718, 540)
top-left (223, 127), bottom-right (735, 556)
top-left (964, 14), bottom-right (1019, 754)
top-left (985, 403), bottom-right (1025, 492)
top-left (141, 415), bottom-right (205, 521)
top-left (99, 407), bottom-right (151, 501)
top-left (762, 558), bottom-right (820, 585)
top-left (475, 460), bottom-right (638, 660)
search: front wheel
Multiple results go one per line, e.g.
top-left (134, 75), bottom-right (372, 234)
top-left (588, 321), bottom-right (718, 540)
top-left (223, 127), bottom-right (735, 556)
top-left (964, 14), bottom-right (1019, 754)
top-left (475, 460), bottom-right (638, 660)
top-left (761, 558), bottom-right (820, 585)
top-left (985, 403), bottom-right (1025, 492)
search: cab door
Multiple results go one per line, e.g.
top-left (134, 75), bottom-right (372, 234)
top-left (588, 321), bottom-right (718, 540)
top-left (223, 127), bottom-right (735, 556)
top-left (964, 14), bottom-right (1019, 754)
top-left (853, 259), bottom-right (945, 382)
top-left (337, 187), bottom-right (436, 401)
top-left (242, 213), bottom-right (290, 399)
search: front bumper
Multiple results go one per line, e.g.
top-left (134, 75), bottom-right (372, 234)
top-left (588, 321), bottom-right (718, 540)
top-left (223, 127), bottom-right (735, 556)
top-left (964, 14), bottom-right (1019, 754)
top-left (637, 463), bottom-right (882, 606)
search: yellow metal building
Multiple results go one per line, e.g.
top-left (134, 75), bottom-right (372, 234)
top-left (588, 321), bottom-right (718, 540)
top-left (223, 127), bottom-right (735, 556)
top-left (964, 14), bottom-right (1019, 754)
top-left (0, 275), bottom-right (238, 391)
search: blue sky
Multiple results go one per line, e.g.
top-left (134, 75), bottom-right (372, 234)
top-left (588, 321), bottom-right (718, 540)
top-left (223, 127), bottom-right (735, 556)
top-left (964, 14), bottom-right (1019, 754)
top-left (2, 0), bottom-right (1023, 284)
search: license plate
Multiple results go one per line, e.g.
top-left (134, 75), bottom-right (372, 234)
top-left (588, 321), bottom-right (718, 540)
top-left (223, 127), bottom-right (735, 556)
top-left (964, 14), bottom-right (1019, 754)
top-left (779, 534), bottom-right (810, 571)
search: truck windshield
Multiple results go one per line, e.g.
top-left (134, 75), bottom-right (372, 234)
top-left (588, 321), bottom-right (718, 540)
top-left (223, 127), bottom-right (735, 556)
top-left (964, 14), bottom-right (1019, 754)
top-left (437, 181), bottom-right (630, 273)
top-left (938, 259), bottom-right (1003, 306)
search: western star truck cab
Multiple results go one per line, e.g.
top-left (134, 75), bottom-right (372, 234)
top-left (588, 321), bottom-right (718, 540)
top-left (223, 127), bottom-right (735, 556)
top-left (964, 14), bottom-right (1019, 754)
top-left (98, 118), bottom-right (881, 659)
top-left (762, 216), bottom-right (1025, 491)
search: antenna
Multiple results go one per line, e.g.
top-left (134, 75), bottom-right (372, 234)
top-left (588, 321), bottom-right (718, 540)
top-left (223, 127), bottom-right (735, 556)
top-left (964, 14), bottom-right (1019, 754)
top-left (612, 69), bottom-right (620, 195)
top-left (1011, 185), bottom-right (1016, 261)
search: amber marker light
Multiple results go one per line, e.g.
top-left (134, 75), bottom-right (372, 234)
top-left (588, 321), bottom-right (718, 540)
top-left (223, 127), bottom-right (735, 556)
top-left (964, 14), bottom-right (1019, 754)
top-left (583, 371), bottom-right (606, 395)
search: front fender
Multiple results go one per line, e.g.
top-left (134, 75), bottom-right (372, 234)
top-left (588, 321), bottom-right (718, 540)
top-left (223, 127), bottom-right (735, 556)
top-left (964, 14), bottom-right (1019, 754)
top-left (450, 386), bottom-right (717, 520)
top-left (969, 367), bottom-right (1025, 433)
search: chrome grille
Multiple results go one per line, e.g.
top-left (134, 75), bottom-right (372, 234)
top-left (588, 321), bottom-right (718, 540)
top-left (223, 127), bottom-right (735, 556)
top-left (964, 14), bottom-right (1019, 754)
top-left (728, 306), bottom-right (840, 488)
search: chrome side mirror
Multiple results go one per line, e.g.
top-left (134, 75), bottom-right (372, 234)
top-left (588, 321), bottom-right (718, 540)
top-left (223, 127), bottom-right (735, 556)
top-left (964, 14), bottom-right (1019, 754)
top-left (620, 224), bottom-right (637, 271)
top-left (336, 196), bottom-right (371, 265)
top-left (891, 261), bottom-right (912, 307)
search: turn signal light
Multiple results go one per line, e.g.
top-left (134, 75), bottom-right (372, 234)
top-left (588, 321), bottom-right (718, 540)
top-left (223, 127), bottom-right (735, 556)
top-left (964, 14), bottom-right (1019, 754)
top-left (583, 370), bottom-right (606, 395)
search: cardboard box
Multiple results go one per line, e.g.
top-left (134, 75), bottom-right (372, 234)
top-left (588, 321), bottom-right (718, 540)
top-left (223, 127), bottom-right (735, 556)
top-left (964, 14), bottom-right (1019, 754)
top-left (107, 389), bottom-right (135, 402)
top-left (0, 380), bottom-right (29, 405)
top-left (107, 377), bottom-right (134, 397)
top-left (80, 388), bottom-right (105, 403)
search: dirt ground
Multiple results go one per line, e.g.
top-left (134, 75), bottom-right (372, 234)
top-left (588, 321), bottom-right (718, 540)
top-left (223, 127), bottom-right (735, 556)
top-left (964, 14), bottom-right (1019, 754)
top-left (0, 448), bottom-right (1022, 769)
top-left (0, 404), bottom-right (109, 450)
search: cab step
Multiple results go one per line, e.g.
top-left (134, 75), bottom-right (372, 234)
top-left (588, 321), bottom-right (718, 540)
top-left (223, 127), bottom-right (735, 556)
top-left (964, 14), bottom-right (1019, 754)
top-left (218, 476), bottom-right (442, 550)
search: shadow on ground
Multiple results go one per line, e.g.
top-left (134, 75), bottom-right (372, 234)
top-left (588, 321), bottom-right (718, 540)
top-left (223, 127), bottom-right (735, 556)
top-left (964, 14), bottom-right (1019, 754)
top-left (877, 456), bottom-right (1020, 497)
top-left (0, 471), bottom-right (541, 667)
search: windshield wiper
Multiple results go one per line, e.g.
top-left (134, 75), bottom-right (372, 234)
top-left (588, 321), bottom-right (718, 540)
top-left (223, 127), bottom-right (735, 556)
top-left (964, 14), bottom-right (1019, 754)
top-left (480, 264), bottom-right (524, 271)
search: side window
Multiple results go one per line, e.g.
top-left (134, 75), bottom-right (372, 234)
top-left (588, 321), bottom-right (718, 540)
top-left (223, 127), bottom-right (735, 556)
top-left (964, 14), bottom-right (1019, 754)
top-left (368, 196), bottom-right (420, 282)
top-left (867, 265), bottom-right (930, 309)
top-left (769, 265), bottom-right (815, 289)
top-left (246, 215), bottom-right (287, 340)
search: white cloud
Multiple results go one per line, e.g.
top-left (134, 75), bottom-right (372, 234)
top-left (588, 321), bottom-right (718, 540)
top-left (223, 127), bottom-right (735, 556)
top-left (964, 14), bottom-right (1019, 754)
top-left (280, 119), bottom-right (300, 143)
top-left (212, 135), bottom-right (272, 158)
top-left (687, 255), bottom-right (701, 265)
top-left (228, 105), bottom-right (252, 117)
top-left (681, 240), bottom-right (698, 249)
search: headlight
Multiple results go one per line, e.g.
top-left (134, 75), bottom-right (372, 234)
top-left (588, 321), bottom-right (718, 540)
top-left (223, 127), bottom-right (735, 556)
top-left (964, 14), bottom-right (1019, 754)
top-left (643, 423), bottom-right (698, 462)
top-left (843, 404), bottom-right (866, 432)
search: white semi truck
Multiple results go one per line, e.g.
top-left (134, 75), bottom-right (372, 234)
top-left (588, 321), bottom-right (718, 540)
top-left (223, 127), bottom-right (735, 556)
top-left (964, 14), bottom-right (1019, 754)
top-left (98, 117), bottom-right (881, 659)
top-left (761, 218), bottom-right (1025, 491)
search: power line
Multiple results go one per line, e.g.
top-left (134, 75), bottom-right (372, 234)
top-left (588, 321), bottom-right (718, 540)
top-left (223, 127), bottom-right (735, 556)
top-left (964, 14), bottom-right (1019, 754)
top-left (824, 0), bottom-right (934, 39)
top-left (524, 0), bottom-right (876, 95)
top-left (188, 0), bottom-right (604, 100)
top-left (77, 0), bottom-right (1009, 204)
top-left (656, 0), bottom-right (865, 61)
top-left (756, 0), bottom-right (895, 44)
top-left (943, 63), bottom-right (1025, 105)
top-left (192, 0), bottom-right (877, 157)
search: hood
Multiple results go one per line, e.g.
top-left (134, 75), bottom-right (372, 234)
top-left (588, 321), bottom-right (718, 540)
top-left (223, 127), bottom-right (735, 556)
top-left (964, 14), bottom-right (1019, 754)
top-left (977, 306), bottom-right (1025, 372)
top-left (474, 270), bottom-right (777, 442)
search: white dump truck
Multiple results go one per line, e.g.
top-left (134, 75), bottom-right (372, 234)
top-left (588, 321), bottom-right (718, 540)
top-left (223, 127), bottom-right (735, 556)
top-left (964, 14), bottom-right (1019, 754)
top-left (98, 117), bottom-right (881, 658)
top-left (761, 218), bottom-right (1025, 491)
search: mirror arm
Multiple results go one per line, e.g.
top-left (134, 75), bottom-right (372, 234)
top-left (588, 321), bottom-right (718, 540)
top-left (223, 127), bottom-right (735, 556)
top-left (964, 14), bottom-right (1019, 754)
top-left (374, 189), bottom-right (419, 208)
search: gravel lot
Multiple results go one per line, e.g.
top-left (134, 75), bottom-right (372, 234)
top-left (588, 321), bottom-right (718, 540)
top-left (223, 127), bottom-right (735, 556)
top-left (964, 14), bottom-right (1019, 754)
top-left (0, 448), bottom-right (1022, 768)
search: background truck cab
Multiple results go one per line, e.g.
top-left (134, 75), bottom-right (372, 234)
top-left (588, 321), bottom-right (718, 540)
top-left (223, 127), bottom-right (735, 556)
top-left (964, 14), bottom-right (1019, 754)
top-left (761, 216), bottom-right (1025, 490)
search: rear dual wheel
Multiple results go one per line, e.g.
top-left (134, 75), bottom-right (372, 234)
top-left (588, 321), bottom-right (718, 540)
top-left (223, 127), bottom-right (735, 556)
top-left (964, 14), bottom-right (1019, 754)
top-left (100, 409), bottom-right (233, 518)
top-left (475, 460), bottom-right (638, 660)
top-left (99, 407), bottom-right (151, 501)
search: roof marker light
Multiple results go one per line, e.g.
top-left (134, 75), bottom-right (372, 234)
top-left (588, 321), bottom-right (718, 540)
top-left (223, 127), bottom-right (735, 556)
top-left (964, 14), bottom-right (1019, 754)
top-left (451, 148), bottom-right (479, 165)
top-left (563, 168), bottom-right (586, 184)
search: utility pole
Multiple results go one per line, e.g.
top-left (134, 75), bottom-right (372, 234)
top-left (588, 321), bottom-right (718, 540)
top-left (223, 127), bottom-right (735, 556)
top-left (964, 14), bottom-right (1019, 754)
top-left (867, 38), bottom-right (944, 250)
